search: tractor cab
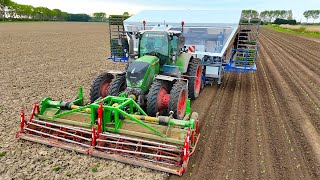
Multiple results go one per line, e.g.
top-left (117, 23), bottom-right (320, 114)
top-left (136, 28), bottom-right (185, 66)
top-left (139, 31), bottom-right (169, 65)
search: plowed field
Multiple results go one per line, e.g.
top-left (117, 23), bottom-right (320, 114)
top-left (0, 23), bottom-right (319, 180)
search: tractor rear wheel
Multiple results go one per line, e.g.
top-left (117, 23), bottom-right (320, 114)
top-left (147, 80), bottom-right (169, 117)
top-left (168, 81), bottom-right (188, 119)
top-left (187, 58), bottom-right (202, 99)
top-left (90, 72), bottom-right (113, 103)
top-left (108, 76), bottom-right (127, 96)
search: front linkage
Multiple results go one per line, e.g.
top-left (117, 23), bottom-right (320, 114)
top-left (16, 87), bottom-right (200, 175)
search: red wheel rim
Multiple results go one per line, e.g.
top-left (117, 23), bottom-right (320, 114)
top-left (177, 89), bottom-right (187, 118)
top-left (195, 66), bottom-right (201, 94)
top-left (157, 86), bottom-right (168, 111)
top-left (99, 80), bottom-right (111, 97)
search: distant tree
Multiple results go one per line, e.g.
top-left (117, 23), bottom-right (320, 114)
top-left (242, 10), bottom-right (258, 20)
top-left (0, 0), bottom-right (91, 22)
top-left (0, 0), bottom-right (12, 20)
top-left (259, 10), bottom-right (294, 23)
top-left (67, 13), bottom-right (91, 22)
top-left (303, 10), bottom-right (312, 23)
top-left (7, 1), bottom-right (18, 19)
top-left (274, 18), bottom-right (296, 25)
top-left (93, 12), bottom-right (106, 22)
top-left (309, 10), bottom-right (320, 23)
top-left (287, 10), bottom-right (293, 20)
top-left (61, 11), bottom-right (68, 21)
top-left (123, 12), bottom-right (129, 16)
top-left (259, 11), bottom-right (267, 22)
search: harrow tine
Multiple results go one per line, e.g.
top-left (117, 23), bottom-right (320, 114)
top-left (27, 122), bottom-right (91, 141)
top-left (95, 145), bottom-right (181, 161)
top-left (25, 128), bottom-right (91, 148)
top-left (100, 132), bottom-right (180, 149)
top-left (31, 119), bottom-right (91, 134)
top-left (96, 139), bottom-right (181, 153)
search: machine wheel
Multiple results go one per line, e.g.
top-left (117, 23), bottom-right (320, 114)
top-left (168, 81), bottom-right (188, 119)
top-left (187, 58), bottom-right (202, 99)
top-left (90, 72), bottom-right (113, 103)
top-left (108, 76), bottom-right (127, 96)
top-left (147, 80), bottom-right (169, 117)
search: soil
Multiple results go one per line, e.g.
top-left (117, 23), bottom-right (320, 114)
top-left (0, 22), bottom-right (165, 180)
top-left (170, 28), bottom-right (320, 180)
top-left (0, 23), bottom-right (319, 180)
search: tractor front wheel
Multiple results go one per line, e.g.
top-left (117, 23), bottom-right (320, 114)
top-left (90, 72), bottom-right (113, 103)
top-left (108, 76), bottom-right (127, 96)
top-left (168, 81), bottom-right (188, 119)
top-left (187, 58), bottom-right (202, 99)
top-left (147, 80), bottom-right (169, 117)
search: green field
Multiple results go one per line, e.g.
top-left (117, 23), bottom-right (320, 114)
top-left (264, 25), bottom-right (320, 37)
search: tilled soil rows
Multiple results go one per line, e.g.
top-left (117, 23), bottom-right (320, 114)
top-left (1, 23), bottom-right (319, 180)
top-left (171, 28), bottom-right (320, 180)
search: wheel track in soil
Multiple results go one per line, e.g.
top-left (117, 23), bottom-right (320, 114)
top-left (260, 30), bottom-right (320, 135)
top-left (171, 72), bottom-right (238, 179)
top-left (169, 28), bottom-right (320, 179)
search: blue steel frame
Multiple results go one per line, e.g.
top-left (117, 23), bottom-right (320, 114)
top-left (224, 48), bottom-right (258, 73)
top-left (108, 38), bottom-right (129, 62)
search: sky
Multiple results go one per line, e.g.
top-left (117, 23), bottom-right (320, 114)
top-left (14, 0), bottom-right (320, 22)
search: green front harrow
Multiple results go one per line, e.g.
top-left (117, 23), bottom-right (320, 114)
top-left (17, 87), bottom-right (200, 175)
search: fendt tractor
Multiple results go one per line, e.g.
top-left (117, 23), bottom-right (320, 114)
top-left (16, 10), bottom-right (260, 175)
top-left (90, 21), bottom-right (202, 120)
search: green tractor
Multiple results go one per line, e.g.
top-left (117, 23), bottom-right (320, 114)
top-left (90, 27), bottom-right (202, 119)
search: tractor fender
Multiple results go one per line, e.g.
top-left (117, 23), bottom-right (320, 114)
top-left (174, 53), bottom-right (194, 73)
top-left (154, 75), bottom-right (178, 82)
top-left (107, 70), bottom-right (126, 78)
top-left (154, 75), bottom-right (188, 85)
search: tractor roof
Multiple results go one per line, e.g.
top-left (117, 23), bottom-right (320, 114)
top-left (124, 10), bottom-right (241, 57)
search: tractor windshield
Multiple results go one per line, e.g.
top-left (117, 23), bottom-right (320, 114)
top-left (139, 31), bottom-right (169, 65)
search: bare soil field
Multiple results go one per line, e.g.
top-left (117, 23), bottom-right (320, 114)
top-left (171, 28), bottom-right (320, 180)
top-left (0, 22), bottom-right (165, 180)
top-left (1, 23), bottom-right (319, 180)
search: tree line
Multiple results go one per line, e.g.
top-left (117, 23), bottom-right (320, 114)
top-left (0, 0), bottom-right (129, 22)
top-left (241, 10), bottom-right (293, 22)
top-left (303, 10), bottom-right (320, 23)
top-left (242, 9), bottom-right (320, 24)
top-left (0, 0), bottom-right (69, 21)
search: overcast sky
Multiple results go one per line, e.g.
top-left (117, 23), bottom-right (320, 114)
top-left (14, 0), bottom-right (320, 22)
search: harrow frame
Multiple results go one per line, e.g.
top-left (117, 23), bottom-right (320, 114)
top-left (16, 87), bottom-right (200, 175)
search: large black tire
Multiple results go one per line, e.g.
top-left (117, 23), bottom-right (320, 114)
top-left (168, 81), bottom-right (188, 119)
top-left (147, 80), bottom-right (169, 117)
top-left (90, 72), bottom-right (113, 103)
top-left (187, 58), bottom-right (202, 99)
top-left (108, 76), bottom-right (127, 96)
